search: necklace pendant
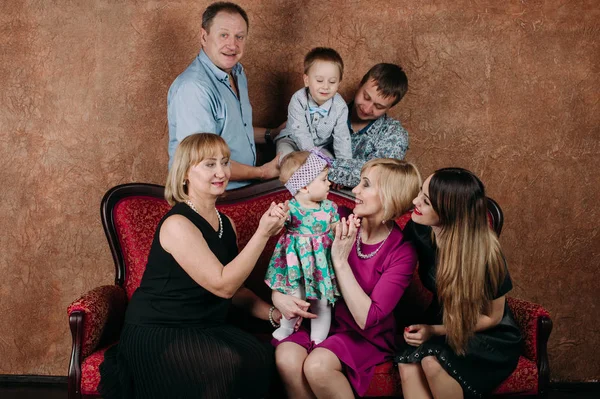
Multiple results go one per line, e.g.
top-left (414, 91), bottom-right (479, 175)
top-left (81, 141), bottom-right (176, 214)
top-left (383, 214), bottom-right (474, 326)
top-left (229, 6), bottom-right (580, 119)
top-left (355, 226), bottom-right (393, 259)
top-left (185, 200), bottom-right (223, 239)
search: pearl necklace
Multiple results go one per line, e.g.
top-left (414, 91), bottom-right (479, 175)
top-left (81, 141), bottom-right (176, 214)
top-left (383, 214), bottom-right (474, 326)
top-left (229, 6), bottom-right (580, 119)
top-left (185, 200), bottom-right (223, 239)
top-left (356, 226), bottom-right (393, 259)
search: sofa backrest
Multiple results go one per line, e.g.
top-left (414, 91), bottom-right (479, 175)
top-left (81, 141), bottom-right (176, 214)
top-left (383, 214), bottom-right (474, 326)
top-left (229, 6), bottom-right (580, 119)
top-left (101, 184), bottom-right (171, 299)
top-left (102, 181), bottom-right (295, 300)
top-left (101, 181), bottom-right (501, 318)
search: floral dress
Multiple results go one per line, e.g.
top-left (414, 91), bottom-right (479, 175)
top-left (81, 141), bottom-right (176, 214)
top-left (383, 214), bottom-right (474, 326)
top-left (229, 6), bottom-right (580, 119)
top-left (265, 198), bottom-right (340, 305)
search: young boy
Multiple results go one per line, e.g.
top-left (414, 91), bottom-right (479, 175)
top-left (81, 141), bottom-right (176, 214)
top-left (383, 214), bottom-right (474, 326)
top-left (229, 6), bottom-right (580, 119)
top-left (275, 47), bottom-right (352, 160)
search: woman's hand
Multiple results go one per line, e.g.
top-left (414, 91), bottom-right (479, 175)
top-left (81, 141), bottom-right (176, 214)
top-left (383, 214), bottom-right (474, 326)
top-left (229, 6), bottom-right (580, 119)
top-left (272, 307), bottom-right (283, 325)
top-left (257, 202), bottom-right (288, 237)
top-left (272, 291), bottom-right (317, 322)
top-left (404, 324), bottom-right (434, 346)
top-left (269, 201), bottom-right (289, 218)
top-left (331, 214), bottom-right (360, 264)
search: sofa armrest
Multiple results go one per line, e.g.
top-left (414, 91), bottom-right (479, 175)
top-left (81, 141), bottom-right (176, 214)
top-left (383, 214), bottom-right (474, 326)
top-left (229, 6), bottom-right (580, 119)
top-left (506, 296), bottom-right (553, 397)
top-left (506, 297), bottom-right (551, 360)
top-left (67, 285), bottom-right (127, 358)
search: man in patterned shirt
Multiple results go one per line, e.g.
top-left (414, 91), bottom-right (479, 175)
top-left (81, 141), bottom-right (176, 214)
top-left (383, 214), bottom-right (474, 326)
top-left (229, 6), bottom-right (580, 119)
top-left (327, 63), bottom-right (410, 188)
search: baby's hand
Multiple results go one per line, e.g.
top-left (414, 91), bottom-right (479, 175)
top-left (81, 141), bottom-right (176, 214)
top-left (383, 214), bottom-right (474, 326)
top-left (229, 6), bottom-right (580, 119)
top-left (348, 213), bottom-right (361, 228)
top-left (269, 201), bottom-right (288, 218)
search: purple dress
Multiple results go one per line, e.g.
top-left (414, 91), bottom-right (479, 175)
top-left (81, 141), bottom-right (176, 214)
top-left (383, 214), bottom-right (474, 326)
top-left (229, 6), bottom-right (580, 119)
top-left (274, 224), bottom-right (417, 396)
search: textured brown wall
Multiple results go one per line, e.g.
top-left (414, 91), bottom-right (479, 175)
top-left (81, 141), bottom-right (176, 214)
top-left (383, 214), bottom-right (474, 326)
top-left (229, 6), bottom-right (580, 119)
top-left (0, 0), bottom-right (598, 381)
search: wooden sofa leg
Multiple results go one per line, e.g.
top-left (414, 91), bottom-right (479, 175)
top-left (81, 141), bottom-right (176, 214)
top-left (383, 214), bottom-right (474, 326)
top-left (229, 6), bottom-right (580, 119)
top-left (537, 316), bottom-right (553, 398)
top-left (68, 312), bottom-right (84, 399)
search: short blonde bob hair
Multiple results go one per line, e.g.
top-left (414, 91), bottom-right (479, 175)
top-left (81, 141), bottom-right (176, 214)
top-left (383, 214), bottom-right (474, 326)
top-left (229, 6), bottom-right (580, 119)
top-left (165, 133), bottom-right (231, 206)
top-left (361, 159), bottom-right (422, 221)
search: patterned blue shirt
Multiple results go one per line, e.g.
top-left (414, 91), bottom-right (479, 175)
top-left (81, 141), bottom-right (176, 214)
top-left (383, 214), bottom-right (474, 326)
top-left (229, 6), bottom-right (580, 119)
top-left (328, 109), bottom-right (409, 188)
top-left (167, 50), bottom-right (255, 190)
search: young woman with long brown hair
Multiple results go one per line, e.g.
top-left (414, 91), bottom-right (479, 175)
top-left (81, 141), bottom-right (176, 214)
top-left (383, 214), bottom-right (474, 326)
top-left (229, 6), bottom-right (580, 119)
top-left (396, 168), bottom-right (522, 399)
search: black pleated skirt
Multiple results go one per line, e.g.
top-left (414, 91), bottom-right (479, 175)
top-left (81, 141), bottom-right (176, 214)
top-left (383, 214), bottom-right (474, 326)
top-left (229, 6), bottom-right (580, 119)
top-left (99, 323), bottom-right (274, 399)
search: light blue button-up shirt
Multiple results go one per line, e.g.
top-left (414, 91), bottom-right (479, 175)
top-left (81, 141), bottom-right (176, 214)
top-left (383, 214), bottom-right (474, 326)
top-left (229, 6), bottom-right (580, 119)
top-left (167, 50), bottom-right (256, 189)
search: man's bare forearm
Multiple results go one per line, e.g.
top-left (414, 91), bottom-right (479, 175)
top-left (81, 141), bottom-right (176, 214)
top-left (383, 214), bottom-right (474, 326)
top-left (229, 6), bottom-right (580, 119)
top-left (230, 160), bottom-right (264, 181)
top-left (254, 126), bottom-right (267, 144)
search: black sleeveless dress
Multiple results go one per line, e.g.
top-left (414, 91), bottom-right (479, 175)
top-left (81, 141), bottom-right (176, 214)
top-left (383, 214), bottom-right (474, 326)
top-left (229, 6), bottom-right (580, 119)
top-left (395, 220), bottom-right (522, 398)
top-left (99, 202), bottom-right (274, 399)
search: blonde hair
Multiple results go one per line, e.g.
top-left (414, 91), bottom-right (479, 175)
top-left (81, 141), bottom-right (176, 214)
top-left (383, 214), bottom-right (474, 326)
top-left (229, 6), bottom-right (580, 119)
top-left (165, 133), bottom-right (231, 205)
top-left (429, 168), bottom-right (506, 355)
top-left (361, 159), bottom-right (421, 221)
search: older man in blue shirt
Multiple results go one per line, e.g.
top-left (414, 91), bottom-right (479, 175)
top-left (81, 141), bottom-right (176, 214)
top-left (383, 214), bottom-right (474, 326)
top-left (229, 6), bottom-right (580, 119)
top-left (167, 2), bottom-right (279, 189)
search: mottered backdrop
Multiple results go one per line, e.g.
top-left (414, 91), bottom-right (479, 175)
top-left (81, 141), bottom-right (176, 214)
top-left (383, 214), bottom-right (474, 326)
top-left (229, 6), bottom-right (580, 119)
top-left (0, 0), bottom-right (598, 381)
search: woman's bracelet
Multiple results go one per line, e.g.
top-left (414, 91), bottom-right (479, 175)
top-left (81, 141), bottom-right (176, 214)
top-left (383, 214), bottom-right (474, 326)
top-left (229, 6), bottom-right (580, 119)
top-left (269, 306), bottom-right (280, 328)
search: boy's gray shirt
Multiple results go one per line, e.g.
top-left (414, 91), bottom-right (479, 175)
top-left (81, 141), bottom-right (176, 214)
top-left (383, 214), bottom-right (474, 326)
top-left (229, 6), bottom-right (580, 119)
top-left (278, 88), bottom-right (352, 158)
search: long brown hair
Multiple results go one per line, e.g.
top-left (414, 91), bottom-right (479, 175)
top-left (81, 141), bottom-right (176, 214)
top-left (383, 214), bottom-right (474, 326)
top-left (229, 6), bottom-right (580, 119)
top-left (429, 168), bottom-right (505, 355)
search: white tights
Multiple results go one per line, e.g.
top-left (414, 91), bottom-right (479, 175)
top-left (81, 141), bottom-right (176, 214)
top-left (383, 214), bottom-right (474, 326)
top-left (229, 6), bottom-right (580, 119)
top-left (272, 287), bottom-right (332, 344)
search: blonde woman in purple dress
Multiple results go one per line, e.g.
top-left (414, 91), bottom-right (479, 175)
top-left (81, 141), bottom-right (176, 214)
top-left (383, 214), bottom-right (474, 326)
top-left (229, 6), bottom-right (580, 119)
top-left (272, 159), bottom-right (421, 398)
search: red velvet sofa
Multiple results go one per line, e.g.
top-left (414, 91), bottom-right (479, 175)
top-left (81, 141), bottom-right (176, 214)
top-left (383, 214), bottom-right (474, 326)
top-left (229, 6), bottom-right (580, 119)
top-left (67, 181), bottom-right (552, 398)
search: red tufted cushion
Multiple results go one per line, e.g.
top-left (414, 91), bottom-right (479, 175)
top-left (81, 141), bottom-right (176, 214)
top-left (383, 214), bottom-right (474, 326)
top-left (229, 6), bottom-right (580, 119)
top-left (67, 285), bottom-right (127, 358)
top-left (493, 356), bottom-right (538, 395)
top-left (80, 345), bottom-right (114, 395)
top-left (363, 355), bottom-right (537, 397)
top-left (113, 197), bottom-right (171, 299)
top-left (507, 297), bottom-right (550, 361)
top-left (364, 361), bottom-right (402, 397)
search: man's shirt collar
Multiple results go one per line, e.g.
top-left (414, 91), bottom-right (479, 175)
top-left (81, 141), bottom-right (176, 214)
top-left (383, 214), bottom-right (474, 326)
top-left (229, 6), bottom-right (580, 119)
top-left (307, 89), bottom-right (333, 113)
top-left (346, 101), bottom-right (378, 134)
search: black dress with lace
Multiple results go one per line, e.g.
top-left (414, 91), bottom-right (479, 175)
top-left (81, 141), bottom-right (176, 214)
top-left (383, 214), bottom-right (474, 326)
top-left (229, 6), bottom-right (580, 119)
top-left (395, 221), bottom-right (522, 398)
top-left (99, 202), bottom-right (274, 399)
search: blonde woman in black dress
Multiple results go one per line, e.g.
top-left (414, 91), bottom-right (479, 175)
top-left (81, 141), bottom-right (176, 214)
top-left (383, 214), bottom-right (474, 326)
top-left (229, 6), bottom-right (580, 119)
top-left (396, 168), bottom-right (522, 399)
top-left (100, 133), bottom-right (287, 399)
